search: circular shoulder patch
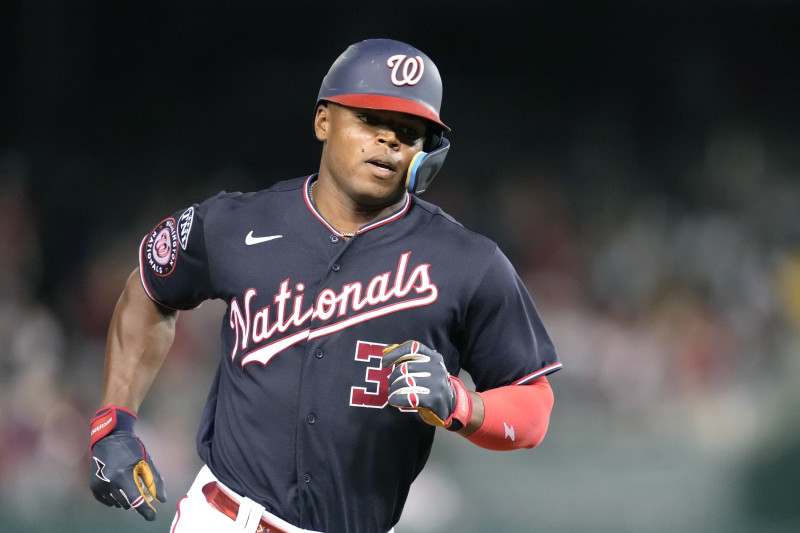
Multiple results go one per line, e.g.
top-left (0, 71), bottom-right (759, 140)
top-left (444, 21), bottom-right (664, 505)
top-left (144, 217), bottom-right (179, 277)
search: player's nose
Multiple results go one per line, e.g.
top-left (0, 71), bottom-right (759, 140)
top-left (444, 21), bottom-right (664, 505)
top-left (376, 128), bottom-right (400, 149)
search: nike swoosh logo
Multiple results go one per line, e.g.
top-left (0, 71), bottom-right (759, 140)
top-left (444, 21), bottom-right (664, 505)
top-left (245, 231), bottom-right (283, 245)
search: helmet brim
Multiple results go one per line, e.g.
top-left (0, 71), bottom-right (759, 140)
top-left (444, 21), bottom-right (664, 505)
top-left (324, 94), bottom-right (450, 132)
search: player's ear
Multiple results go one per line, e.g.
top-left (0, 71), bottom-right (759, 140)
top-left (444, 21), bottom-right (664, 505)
top-left (314, 103), bottom-right (330, 141)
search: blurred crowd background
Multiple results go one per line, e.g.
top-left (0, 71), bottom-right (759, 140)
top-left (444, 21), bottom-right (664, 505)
top-left (2, 2), bottom-right (799, 532)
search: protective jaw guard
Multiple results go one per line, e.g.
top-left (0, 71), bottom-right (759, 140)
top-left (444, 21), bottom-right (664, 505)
top-left (405, 137), bottom-right (450, 195)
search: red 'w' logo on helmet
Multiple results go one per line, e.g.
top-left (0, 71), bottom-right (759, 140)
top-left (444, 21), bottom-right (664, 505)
top-left (387, 55), bottom-right (425, 86)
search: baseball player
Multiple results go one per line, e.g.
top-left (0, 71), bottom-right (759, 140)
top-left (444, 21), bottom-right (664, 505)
top-left (89, 38), bottom-right (562, 533)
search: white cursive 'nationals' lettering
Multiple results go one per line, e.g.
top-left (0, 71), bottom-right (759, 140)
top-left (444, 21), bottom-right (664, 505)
top-left (229, 252), bottom-right (437, 367)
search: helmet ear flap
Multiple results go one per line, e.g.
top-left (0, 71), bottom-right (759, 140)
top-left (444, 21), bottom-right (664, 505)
top-left (424, 129), bottom-right (442, 153)
top-left (406, 137), bottom-right (450, 195)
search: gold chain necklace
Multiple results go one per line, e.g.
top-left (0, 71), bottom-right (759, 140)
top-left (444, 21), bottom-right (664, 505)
top-left (310, 181), bottom-right (356, 238)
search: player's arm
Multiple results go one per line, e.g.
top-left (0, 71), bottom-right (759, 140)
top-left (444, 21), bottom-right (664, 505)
top-left (101, 267), bottom-right (178, 410)
top-left (457, 376), bottom-right (554, 450)
top-left (89, 267), bottom-right (176, 520)
top-left (382, 342), bottom-right (554, 450)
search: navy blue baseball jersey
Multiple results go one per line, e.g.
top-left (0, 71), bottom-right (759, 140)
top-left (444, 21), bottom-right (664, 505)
top-left (139, 175), bottom-right (561, 532)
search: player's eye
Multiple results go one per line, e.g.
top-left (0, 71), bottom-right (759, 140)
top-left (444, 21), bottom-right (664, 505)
top-left (399, 126), bottom-right (419, 138)
top-left (358, 113), bottom-right (425, 146)
top-left (396, 129), bottom-right (424, 147)
top-left (358, 113), bottom-right (380, 126)
top-left (399, 121), bottom-right (428, 145)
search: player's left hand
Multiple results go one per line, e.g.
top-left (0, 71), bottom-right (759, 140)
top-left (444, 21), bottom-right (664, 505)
top-left (382, 341), bottom-right (472, 429)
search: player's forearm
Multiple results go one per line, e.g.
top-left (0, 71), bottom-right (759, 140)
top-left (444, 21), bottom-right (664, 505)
top-left (461, 377), bottom-right (554, 450)
top-left (100, 268), bottom-right (178, 412)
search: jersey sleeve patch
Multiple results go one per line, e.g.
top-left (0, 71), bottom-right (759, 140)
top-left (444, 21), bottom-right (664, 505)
top-left (178, 206), bottom-right (194, 249)
top-left (143, 217), bottom-right (179, 277)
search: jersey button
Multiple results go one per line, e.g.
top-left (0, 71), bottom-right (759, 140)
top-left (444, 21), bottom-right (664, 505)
top-left (329, 234), bottom-right (340, 243)
top-left (331, 263), bottom-right (341, 272)
top-left (303, 473), bottom-right (312, 483)
top-left (307, 413), bottom-right (316, 424)
top-left (314, 348), bottom-right (324, 359)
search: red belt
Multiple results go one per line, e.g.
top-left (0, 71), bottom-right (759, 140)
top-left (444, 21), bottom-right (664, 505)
top-left (202, 482), bottom-right (290, 533)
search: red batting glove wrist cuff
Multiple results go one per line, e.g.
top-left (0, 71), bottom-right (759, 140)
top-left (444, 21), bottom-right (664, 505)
top-left (445, 376), bottom-right (473, 431)
top-left (90, 406), bottom-right (137, 450)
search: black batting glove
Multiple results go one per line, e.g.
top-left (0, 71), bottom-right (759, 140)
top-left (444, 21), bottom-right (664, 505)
top-left (382, 341), bottom-right (472, 430)
top-left (89, 407), bottom-right (166, 521)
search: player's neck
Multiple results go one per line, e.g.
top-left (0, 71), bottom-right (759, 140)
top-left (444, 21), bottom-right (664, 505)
top-left (310, 177), bottom-right (406, 237)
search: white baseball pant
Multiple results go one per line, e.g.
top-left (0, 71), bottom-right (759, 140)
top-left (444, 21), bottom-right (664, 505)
top-left (169, 465), bottom-right (322, 533)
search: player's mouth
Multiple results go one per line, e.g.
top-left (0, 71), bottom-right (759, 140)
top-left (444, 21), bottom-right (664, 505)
top-left (367, 158), bottom-right (395, 171)
top-left (366, 157), bottom-right (397, 178)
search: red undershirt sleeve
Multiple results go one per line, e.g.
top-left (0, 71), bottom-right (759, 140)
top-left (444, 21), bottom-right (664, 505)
top-left (465, 376), bottom-right (554, 451)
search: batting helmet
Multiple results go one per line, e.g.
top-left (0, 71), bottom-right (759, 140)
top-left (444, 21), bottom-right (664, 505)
top-left (316, 39), bottom-right (451, 194)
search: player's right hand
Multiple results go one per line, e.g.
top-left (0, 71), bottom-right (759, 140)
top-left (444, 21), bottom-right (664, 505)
top-left (382, 341), bottom-right (473, 430)
top-left (89, 407), bottom-right (166, 521)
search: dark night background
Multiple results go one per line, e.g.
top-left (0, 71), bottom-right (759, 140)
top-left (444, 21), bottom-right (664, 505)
top-left (1, 2), bottom-right (799, 532)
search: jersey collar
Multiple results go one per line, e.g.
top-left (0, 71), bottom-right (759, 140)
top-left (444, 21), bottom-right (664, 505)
top-left (303, 175), bottom-right (411, 237)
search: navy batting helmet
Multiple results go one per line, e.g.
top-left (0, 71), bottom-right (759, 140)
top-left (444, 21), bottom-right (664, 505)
top-left (317, 39), bottom-right (449, 131)
top-left (316, 39), bottom-right (450, 194)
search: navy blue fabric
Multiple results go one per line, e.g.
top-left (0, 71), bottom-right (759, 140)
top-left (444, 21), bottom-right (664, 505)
top-left (139, 176), bottom-right (560, 532)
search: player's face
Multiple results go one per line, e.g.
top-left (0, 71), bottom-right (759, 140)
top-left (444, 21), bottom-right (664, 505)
top-left (315, 103), bottom-right (428, 207)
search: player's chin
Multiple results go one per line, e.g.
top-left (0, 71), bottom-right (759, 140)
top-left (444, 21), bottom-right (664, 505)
top-left (357, 172), bottom-right (406, 202)
top-left (353, 188), bottom-right (403, 209)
